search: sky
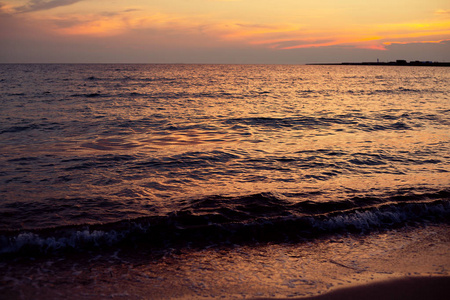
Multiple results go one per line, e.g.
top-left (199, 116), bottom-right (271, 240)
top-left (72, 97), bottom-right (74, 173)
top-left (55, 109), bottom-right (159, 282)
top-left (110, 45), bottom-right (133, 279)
top-left (1, 0), bottom-right (450, 63)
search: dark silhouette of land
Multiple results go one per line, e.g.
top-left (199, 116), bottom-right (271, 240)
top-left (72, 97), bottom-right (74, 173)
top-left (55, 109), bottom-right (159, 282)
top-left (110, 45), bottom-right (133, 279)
top-left (308, 60), bottom-right (450, 66)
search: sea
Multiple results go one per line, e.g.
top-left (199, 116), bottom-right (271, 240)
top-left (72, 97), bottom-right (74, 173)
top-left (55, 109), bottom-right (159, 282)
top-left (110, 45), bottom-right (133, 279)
top-left (0, 64), bottom-right (449, 299)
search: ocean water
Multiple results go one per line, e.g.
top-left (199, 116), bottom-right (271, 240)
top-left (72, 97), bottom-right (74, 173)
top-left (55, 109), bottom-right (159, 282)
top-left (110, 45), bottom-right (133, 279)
top-left (0, 64), bottom-right (449, 256)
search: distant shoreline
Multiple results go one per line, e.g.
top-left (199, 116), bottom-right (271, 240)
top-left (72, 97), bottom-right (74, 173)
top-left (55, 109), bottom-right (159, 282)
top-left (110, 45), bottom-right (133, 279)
top-left (308, 60), bottom-right (450, 67)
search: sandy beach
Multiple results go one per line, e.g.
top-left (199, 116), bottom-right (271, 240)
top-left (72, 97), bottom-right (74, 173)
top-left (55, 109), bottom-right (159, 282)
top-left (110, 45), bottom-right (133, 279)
top-left (262, 276), bottom-right (450, 300)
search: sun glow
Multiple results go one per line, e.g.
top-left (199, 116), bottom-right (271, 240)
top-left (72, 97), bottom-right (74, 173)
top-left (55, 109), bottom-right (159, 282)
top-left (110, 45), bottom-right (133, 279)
top-left (1, 0), bottom-right (449, 62)
top-left (56, 18), bottom-right (126, 36)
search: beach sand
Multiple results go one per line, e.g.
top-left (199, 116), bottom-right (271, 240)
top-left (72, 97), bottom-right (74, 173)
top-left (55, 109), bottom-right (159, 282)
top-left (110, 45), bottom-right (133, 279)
top-left (261, 276), bottom-right (450, 300)
top-left (1, 224), bottom-right (449, 299)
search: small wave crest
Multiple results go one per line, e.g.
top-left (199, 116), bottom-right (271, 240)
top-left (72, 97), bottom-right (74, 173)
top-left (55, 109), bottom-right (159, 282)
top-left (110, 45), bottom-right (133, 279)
top-left (1, 191), bottom-right (448, 256)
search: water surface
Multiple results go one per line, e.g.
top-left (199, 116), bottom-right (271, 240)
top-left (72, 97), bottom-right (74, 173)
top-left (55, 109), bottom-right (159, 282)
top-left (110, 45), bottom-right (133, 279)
top-left (0, 64), bottom-right (449, 253)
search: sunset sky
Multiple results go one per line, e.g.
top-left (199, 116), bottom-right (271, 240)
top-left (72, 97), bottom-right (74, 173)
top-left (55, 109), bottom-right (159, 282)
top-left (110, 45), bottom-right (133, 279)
top-left (1, 0), bottom-right (449, 63)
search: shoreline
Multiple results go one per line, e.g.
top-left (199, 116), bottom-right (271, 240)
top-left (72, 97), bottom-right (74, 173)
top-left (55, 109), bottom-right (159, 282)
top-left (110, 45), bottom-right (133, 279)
top-left (2, 224), bottom-right (449, 299)
top-left (307, 61), bottom-right (450, 67)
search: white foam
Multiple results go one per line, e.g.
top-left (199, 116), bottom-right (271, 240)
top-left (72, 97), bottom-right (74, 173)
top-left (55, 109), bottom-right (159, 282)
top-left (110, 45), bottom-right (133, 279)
top-left (0, 229), bottom-right (121, 254)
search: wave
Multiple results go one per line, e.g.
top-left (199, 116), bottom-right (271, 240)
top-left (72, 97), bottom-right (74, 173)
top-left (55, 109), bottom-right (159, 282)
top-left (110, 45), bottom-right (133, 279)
top-left (224, 116), bottom-right (418, 132)
top-left (0, 122), bottom-right (65, 134)
top-left (1, 190), bottom-right (448, 256)
top-left (70, 92), bottom-right (104, 98)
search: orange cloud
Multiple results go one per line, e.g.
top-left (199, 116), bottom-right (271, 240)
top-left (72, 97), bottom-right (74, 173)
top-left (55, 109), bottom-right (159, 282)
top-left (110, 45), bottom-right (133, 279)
top-left (220, 23), bottom-right (302, 40)
top-left (48, 11), bottom-right (204, 37)
top-left (278, 36), bottom-right (385, 50)
top-left (383, 39), bottom-right (450, 46)
top-left (232, 19), bottom-right (450, 51)
top-left (435, 9), bottom-right (450, 15)
top-left (56, 17), bottom-right (126, 36)
top-left (0, 2), bottom-right (17, 14)
top-left (6, 2), bottom-right (450, 53)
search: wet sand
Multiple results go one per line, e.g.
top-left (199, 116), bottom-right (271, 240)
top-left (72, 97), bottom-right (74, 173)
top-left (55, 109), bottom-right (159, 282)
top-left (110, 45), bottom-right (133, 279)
top-left (1, 224), bottom-right (449, 299)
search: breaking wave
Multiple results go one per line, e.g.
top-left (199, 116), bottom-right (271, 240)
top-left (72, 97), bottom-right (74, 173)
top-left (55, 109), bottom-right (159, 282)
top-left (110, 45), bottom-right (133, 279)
top-left (1, 191), bottom-right (448, 256)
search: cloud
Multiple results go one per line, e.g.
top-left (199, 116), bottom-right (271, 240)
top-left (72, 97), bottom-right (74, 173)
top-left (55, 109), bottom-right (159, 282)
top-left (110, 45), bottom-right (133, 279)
top-left (2, 0), bottom-right (450, 63)
top-left (2, 6), bottom-right (449, 64)
top-left (9, 1), bottom-right (450, 54)
top-left (230, 17), bottom-right (450, 52)
top-left (16, 0), bottom-right (83, 13)
top-left (41, 9), bottom-right (450, 55)
top-left (0, 1), bottom-right (16, 14)
top-left (435, 9), bottom-right (450, 15)
top-left (383, 39), bottom-right (450, 46)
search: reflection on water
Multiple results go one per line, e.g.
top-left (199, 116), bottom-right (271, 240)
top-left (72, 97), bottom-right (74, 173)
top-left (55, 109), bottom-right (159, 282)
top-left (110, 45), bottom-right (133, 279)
top-left (0, 64), bottom-right (449, 231)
